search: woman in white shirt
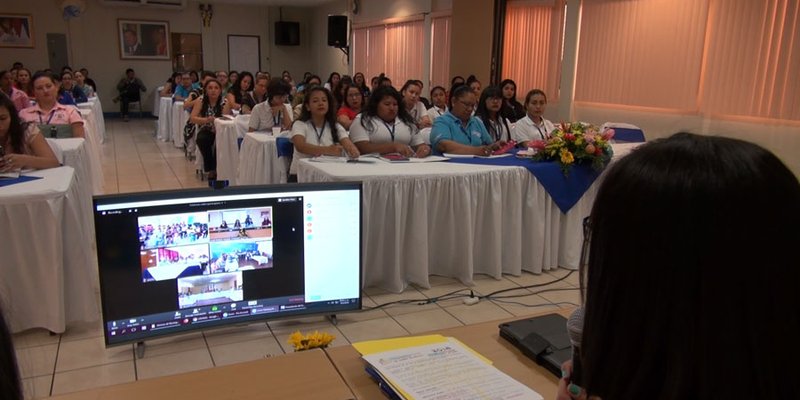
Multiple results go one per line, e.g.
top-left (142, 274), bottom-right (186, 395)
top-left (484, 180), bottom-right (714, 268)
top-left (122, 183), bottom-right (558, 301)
top-left (425, 86), bottom-right (447, 122)
top-left (399, 80), bottom-right (432, 129)
top-left (323, 72), bottom-right (341, 92)
top-left (349, 85), bottom-right (431, 158)
top-left (248, 78), bottom-right (293, 132)
top-left (289, 87), bottom-right (359, 177)
top-left (512, 89), bottom-right (556, 148)
top-left (474, 86), bottom-right (513, 143)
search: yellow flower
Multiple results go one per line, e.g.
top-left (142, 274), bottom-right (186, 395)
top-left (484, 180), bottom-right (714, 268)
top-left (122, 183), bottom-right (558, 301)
top-left (287, 330), bottom-right (335, 351)
top-left (560, 148), bottom-right (574, 164)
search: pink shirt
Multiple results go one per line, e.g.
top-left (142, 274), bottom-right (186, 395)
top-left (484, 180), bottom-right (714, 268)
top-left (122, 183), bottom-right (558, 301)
top-left (4, 87), bottom-right (30, 112)
top-left (19, 103), bottom-right (84, 126)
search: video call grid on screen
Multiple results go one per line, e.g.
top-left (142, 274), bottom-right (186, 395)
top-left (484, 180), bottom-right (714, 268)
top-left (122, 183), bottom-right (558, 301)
top-left (93, 184), bottom-right (362, 346)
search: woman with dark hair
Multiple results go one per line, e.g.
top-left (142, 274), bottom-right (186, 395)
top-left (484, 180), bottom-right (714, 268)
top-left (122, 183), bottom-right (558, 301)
top-left (248, 78), bottom-right (292, 132)
top-left (289, 87), bottom-right (359, 179)
top-left (0, 70), bottom-right (29, 112)
top-left (189, 70), bottom-right (200, 85)
top-left (242, 75), bottom-right (268, 114)
top-left (474, 86), bottom-right (512, 143)
top-left (59, 70), bottom-right (87, 104)
top-left (224, 71), bottom-right (254, 113)
top-left (377, 74), bottom-right (392, 88)
top-left (430, 84), bottom-right (501, 155)
top-left (159, 72), bottom-right (182, 97)
top-left (353, 72), bottom-right (370, 98)
top-left (450, 75), bottom-right (465, 88)
top-left (336, 83), bottom-right (363, 130)
top-left (558, 132), bottom-right (800, 399)
top-left (425, 86), bottom-right (448, 122)
top-left (349, 85), bottom-right (430, 157)
top-left (19, 72), bottom-right (85, 138)
top-left (15, 68), bottom-right (32, 97)
top-left (400, 80), bottom-right (432, 129)
top-left (228, 71), bottom-right (239, 88)
top-left (466, 75), bottom-right (481, 96)
top-left (0, 95), bottom-right (59, 172)
top-left (499, 79), bottom-right (525, 122)
top-left (324, 72), bottom-right (341, 92)
top-left (74, 70), bottom-right (95, 98)
top-left (291, 75), bottom-right (323, 119)
top-left (512, 89), bottom-right (555, 148)
top-left (191, 79), bottom-right (230, 180)
top-left (0, 307), bottom-right (22, 400)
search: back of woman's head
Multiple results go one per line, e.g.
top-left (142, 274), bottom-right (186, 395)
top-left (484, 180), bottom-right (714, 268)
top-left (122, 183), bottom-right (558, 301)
top-left (266, 77), bottom-right (290, 103)
top-left (581, 132), bottom-right (800, 399)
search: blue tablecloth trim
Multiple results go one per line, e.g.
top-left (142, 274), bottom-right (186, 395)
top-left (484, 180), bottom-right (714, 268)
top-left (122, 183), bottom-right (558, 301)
top-left (0, 175), bottom-right (43, 188)
top-left (276, 137), bottom-right (294, 158)
top-left (447, 153), bottom-right (601, 213)
top-left (611, 127), bottom-right (645, 143)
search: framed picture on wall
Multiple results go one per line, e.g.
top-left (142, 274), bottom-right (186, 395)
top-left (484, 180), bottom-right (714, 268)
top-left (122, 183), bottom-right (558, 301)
top-left (118, 19), bottom-right (170, 60)
top-left (0, 14), bottom-right (34, 48)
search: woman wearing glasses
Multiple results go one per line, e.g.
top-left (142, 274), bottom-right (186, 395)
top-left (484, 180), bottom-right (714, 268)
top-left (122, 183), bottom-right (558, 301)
top-left (474, 86), bottom-right (513, 143)
top-left (429, 84), bottom-right (505, 155)
top-left (512, 89), bottom-right (556, 148)
top-left (336, 83), bottom-right (363, 130)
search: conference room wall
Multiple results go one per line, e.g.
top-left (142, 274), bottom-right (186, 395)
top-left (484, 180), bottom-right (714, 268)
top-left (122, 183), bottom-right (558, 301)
top-left (0, 0), bottom-right (313, 114)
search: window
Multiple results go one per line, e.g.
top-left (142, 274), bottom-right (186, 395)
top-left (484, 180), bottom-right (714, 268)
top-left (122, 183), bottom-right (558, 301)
top-left (352, 19), bottom-right (424, 88)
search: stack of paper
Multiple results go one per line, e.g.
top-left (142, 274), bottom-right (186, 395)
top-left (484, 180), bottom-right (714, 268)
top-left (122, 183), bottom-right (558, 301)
top-left (353, 335), bottom-right (543, 400)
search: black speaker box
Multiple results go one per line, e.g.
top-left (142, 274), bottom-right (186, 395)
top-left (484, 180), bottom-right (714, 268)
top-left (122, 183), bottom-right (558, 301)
top-left (275, 21), bottom-right (300, 46)
top-left (328, 15), bottom-right (348, 47)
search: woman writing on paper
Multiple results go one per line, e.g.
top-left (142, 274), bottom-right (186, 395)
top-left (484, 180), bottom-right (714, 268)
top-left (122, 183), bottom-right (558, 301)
top-left (289, 87), bottom-right (359, 180)
top-left (19, 72), bottom-right (85, 139)
top-left (349, 86), bottom-right (430, 158)
top-left (512, 89), bottom-right (556, 148)
top-left (0, 95), bottom-right (59, 172)
top-left (475, 86), bottom-right (513, 143)
top-left (429, 84), bottom-right (503, 156)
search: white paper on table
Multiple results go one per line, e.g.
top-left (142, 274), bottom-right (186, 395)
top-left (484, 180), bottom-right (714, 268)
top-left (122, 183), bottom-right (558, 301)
top-left (443, 153), bottom-right (512, 159)
top-left (362, 339), bottom-right (543, 400)
top-left (309, 155), bottom-right (379, 163)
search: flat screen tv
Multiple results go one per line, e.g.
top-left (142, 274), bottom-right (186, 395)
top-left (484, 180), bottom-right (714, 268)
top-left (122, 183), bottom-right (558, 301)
top-left (275, 21), bottom-right (300, 46)
top-left (93, 183), bottom-right (362, 347)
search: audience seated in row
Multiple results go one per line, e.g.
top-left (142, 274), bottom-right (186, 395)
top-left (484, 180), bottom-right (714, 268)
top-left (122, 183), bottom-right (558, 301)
top-left (0, 93), bottom-right (60, 172)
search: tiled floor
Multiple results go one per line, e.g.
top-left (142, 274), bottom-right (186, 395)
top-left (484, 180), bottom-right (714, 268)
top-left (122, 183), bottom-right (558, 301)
top-left (13, 118), bottom-right (581, 398)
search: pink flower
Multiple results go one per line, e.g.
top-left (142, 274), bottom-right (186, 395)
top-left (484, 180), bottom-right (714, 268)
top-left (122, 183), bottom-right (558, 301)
top-left (564, 133), bottom-right (576, 141)
top-left (602, 128), bottom-right (615, 140)
top-left (585, 144), bottom-right (596, 154)
top-left (595, 147), bottom-right (603, 155)
top-left (584, 134), bottom-right (595, 143)
top-left (531, 140), bottom-right (547, 150)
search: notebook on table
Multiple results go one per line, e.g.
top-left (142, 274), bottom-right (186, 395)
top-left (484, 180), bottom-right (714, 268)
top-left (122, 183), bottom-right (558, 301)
top-left (498, 313), bottom-right (572, 378)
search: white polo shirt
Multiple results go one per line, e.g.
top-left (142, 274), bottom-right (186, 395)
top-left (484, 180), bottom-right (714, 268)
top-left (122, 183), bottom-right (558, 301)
top-left (512, 115), bottom-right (556, 144)
top-left (349, 114), bottom-right (423, 146)
top-left (249, 102), bottom-right (293, 131)
top-left (426, 105), bottom-right (447, 122)
top-left (407, 101), bottom-right (428, 125)
top-left (289, 119), bottom-right (349, 174)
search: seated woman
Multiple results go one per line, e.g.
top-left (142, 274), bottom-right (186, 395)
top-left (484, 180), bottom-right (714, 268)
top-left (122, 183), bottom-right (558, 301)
top-left (248, 78), bottom-right (293, 132)
top-left (0, 70), bottom-right (29, 112)
top-left (292, 75), bottom-right (322, 120)
top-left (159, 72), bottom-right (181, 97)
top-left (58, 71), bottom-right (88, 105)
top-left (466, 75), bottom-right (481, 96)
top-left (474, 86), bottom-right (513, 143)
top-left (499, 79), bottom-right (525, 122)
top-left (74, 70), bottom-right (95, 98)
top-left (425, 86), bottom-right (447, 122)
top-left (400, 80), bottom-right (432, 129)
top-left (242, 75), bottom-right (269, 114)
top-left (323, 72), bottom-right (341, 92)
top-left (429, 84), bottom-right (503, 156)
top-left (15, 68), bottom-right (33, 97)
top-left (224, 71), bottom-right (254, 113)
top-left (191, 79), bottom-right (231, 180)
top-left (0, 95), bottom-right (59, 172)
top-left (511, 89), bottom-right (556, 148)
top-left (353, 72), bottom-right (371, 98)
top-left (19, 72), bottom-right (85, 138)
top-left (289, 86), bottom-right (359, 179)
top-left (349, 85), bottom-right (430, 158)
top-left (336, 83), bottom-right (363, 130)
top-left (557, 133), bottom-right (800, 399)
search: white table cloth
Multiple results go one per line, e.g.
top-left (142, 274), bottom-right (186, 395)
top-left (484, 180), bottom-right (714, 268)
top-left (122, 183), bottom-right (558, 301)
top-left (157, 97), bottom-right (173, 142)
top-left (214, 115), bottom-right (250, 183)
top-left (77, 109), bottom-right (104, 195)
top-left (77, 97), bottom-right (105, 143)
top-left (171, 101), bottom-right (188, 149)
top-left (236, 132), bottom-right (289, 186)
top-left (0, 167), bottom-right (100, 333)
top-left (52, 138), bottom-right (96, 201)
top-left (153, 86), bottom-right (164, 117)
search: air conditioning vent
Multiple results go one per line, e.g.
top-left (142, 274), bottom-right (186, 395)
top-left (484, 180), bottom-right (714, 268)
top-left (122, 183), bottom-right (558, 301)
top-left (101, 0), bottom-right (186, 10)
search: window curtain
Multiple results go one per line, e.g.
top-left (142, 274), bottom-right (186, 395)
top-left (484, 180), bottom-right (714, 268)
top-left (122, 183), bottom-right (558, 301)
top-left (701, 0), bottom-right (800, 121)
top-left (502, 0), bottom-right (566, 102)
top-left (352, 20), bottom-right (424, 88)
top-left (574, 0), bottom-right (709, 111)
top-left (430, 16), bottom-right (452, 89)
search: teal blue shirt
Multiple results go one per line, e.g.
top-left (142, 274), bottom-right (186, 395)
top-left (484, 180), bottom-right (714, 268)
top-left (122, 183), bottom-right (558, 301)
top-left (430, 112), bottom-right (493, 153)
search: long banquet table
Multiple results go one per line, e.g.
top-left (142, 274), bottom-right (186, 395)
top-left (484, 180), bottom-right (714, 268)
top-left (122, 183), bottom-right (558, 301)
top-left (297, 143), bottom-right (640, 293)
top-left (236, 131), bottom-right (290, 185)
top-left (214, 115), bottom-right (250, 183)
top-left (0, 167), bottom-right (100, 333)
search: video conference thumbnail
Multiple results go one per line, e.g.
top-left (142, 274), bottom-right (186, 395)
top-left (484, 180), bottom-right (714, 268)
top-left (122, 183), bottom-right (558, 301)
top-left (177, 272), bottom-right (243, 309)
top-left (208, 207), bottom-right (273, 242)
top-left (139, 212), bottom-right (209, 250)
top-left (141, 243), bottom-right (210, 283)
top-left (208, 240), bottom-right (273, 273)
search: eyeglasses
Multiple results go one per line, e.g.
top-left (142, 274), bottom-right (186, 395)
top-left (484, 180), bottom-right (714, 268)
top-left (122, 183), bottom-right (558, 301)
top-left (457, 100), bottom-right (476, 110)
top-left (347, 93), bottom-right (361, 98)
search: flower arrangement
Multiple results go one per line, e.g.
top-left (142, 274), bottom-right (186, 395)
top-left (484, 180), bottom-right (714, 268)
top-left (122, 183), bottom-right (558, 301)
top-left (529, 122), bottom-right (615, 175)
top-left (287, 330), bottom-right (336, 351)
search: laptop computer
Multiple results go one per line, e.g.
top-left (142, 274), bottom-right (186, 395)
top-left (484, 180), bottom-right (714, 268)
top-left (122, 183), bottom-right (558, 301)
top-left (499, 313), bottom-right (572, 377)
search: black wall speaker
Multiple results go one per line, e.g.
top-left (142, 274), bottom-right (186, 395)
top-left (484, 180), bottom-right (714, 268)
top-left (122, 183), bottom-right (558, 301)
top-left (328, 15), bottom-right (348, 47)
top-left (275, 21), bottom-right (300, 46)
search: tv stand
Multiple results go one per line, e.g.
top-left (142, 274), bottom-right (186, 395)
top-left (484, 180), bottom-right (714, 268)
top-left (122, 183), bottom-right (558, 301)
top-left (136, 341), bottom-right (146, 359)
top-left (326, 314), bottom-right (338, 326)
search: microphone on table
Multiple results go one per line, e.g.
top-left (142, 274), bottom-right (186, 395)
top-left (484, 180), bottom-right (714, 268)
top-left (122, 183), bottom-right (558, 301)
top-left (566, 306), bottom-right (584, 387)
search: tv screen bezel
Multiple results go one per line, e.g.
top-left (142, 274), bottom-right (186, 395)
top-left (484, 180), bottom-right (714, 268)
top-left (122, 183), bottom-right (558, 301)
top-left (93, 182), bottom-right (363, 347)
top-left (274, 21), bottom-right (300, 46)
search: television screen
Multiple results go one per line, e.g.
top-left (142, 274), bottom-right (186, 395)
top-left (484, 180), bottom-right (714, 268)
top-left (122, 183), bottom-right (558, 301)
top-left (93, 183), bottom-right (362, 346)
top-left (275, 21), bottom-right (300, 46)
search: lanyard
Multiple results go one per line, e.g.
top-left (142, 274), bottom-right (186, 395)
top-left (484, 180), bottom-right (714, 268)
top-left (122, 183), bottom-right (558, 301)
top-left (436, 107), bottom-right (443, 116)
top-left (273, 110), bottom-right (281, 126)
top-left (489, 119), bottom-right (505, 142)
top-left (39, 109), bottom-right (56, 125)
top-left (383, 120), bottom-right (396, 142)
top-left (533, 119), bottom-right (547, 140)
top-left (312, 123), bottom-right (326, 143)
